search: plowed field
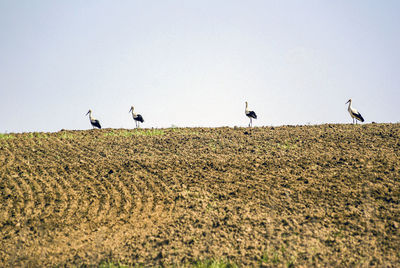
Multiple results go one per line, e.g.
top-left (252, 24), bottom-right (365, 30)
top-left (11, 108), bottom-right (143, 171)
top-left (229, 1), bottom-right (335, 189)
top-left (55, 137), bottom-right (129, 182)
top-left (0, 124), bottom-right (399, 267)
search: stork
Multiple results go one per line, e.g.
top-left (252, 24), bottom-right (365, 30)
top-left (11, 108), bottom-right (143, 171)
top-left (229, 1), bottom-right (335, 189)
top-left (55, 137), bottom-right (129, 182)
top-left (129, 106), bottom-right (144, 128)
top-left (346, 99), bottom-right (364, 124)
top-left (245, 101), bottom-right (257, 127)
top-left (86, 110), bottom-right (101, 129)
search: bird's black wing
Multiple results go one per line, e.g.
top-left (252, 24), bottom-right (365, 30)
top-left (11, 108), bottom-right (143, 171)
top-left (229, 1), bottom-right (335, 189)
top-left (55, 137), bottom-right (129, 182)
top-left (247, 111), bottom-right (257, 119)
top-left (135, 114), bottom-right (144, 123)
top-left (352, 111), bottom-right (364, 122)
top-left (92, 120), bottom-right (101, 129)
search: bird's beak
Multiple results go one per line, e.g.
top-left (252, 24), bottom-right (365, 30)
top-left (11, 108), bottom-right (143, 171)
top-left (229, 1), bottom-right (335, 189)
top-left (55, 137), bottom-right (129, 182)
top-left (129, 108), bottom-right (132, 113)
top-left (86, 111), bottom-right (89, 115)
top-left (345, 100), bottom-right (349, 104)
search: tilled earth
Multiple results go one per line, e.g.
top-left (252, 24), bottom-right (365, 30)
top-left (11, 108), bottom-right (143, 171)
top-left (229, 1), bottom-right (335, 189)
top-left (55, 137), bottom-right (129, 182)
top-left (0, 124), bottom-right (399, 266)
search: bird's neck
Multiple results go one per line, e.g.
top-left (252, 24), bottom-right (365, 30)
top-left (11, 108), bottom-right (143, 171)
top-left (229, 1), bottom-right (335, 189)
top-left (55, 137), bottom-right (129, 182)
top-left (245, 103), bottom-right (248, 112)
top-left (88, 113), bottom-right (94, 121)
top-left (347, 101), bottom-right (352, 110)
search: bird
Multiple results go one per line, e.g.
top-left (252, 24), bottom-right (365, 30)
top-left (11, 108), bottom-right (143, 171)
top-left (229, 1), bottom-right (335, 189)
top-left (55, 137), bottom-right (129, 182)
top-left (245, 101), bottom-right (257, 127)
top-left (346, 99), bottom-right (364, 124)
top-left (86, 109), bottom-right (101, 129)
top-left (129, 106), bottom-right (144, 128)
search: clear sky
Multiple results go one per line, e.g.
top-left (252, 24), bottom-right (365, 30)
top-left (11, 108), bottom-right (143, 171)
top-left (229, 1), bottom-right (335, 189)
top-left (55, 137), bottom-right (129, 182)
top-left (0, 1), bottom-right (399, 133)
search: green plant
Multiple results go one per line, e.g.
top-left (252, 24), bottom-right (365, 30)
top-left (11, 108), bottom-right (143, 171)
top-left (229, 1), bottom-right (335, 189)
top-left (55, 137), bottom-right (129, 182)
top-left (261, 251), bottom-right (269, 263)
top-left (272, 251), bottom-right (280, 264)
top-left (120, 130), bottom-right (134, 137)
top-left (261, 246), bottom-right (296, 267)
top-left (59, 133), bottom-right (74, 139)
top-left (104, 131), bottom-right (119, 137)
top-left (277, 140), bottom-right (297, 149)
top-left (261, 249), bottom-right (280, 264)
top-left (167, 126), bottom-right (200, 135)
top-left (98, 262), bottom-right (131, 268)
top-left (208, 142), bottom-right (217, 150)
top-left (0, 133), bottom-right (14, 140)
top-left (133, 129), bottom-right (165, 136)
top-left (27, 133), bottom-right (48, 139)
top-left (286, 256), bottom-right (296, 268)
top-left (192, 259), bottom-right (238, 268)
top-left (104, 129), bottom-right (165, 137)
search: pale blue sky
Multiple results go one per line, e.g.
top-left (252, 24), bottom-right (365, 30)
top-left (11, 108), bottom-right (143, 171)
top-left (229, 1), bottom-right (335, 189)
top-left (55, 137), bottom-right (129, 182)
top-left (0, 1), bottom-right (399, 132)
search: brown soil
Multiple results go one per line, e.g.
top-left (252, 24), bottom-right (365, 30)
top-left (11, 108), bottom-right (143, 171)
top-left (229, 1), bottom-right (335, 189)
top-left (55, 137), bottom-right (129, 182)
top-left (0, 124), bottom-right (399, 267)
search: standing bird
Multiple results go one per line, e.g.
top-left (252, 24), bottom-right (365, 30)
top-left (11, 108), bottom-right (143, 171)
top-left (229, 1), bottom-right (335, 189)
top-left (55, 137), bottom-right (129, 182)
top-left (86, 109), bottom-right (101, 129)
top-left (129, 106), bottom-right (144, 128)
top-left (245, 101), bottom-right (257, 127)
top-left (346, 99), bottom-right (364, 124)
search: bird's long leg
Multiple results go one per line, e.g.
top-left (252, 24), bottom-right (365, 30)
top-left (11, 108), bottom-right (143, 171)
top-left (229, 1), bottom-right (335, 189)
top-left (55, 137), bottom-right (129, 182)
top-left (250, 118), bottom-right (253, 127)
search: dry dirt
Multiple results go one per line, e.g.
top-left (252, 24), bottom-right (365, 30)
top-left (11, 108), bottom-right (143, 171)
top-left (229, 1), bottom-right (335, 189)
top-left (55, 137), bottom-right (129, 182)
top-left (0, 124), bottom-right (399, 267)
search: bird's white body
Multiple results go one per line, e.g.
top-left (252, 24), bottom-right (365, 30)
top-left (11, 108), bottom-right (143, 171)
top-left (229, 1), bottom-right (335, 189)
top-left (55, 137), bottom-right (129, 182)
top-left (346, 99), bottom-right (364, 124)
top-left (348, 105), bottom-right (359, 119)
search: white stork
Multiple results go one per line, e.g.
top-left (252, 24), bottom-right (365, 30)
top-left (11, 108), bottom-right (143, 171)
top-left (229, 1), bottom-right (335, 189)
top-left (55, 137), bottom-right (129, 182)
top-left (86, 110), bottom-right (101, 129)
top-left (245, 101), bottom-right (257, 127)
top-left (346, 99), bottom-right (364, 124)
top-left (129, 106), bottom-right (144, 128)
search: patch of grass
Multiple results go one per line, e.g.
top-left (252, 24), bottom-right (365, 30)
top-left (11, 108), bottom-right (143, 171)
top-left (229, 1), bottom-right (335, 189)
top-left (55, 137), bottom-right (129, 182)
top-left (104, 131), bottom-right (119, 137)
top-left (261, 249), bottom-right (280, 264)
top-left (207, 138), bottom-right (222, 151)
top-left (286, 256), bottom-right (296, 268)
top-left (27, 133), bottom-right (48, 139)
top-left (169, 127), bottom-right (182, 133)
top-left (261, 246), bottom-right (296, 267)
top-left (59, 133), bottom-right (75, 139)
top-left (104, 129), bottom-right (165, 137)
top-left (0, 133), bottom-right (14, 140)
top-left (277, 140), bottom-right (298, 149)
top-left (168, 127), bottom-right (200, 135)
top-left (119, 130), bottom-right (135, 137)
top-left (208, 142), bottom-right (217, 151)
top-left (192, 259), bottom-right (238, 268)
top-left (132, 129), bottom-right (165, 136)
top-left (98, 262), bottom-right (131, 268)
